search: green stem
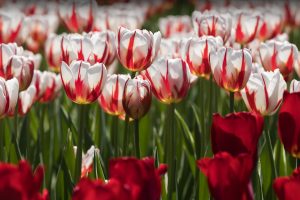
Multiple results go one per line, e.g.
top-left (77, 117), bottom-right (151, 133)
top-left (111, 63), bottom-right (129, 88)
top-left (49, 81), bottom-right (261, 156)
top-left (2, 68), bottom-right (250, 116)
top-left (229, 92), bottom-right (234, 113)
top-left (123, 115), bottom-right (129, 156)
top-left (13, 103), bottom-right (22, 160)
top-left (134, 119), bottom-right (140, 158)
top-left (167, 103), bottom-right (176, 200)
top-left (74, 105), bottom-right (87, 183)
top-left (112, 116), bottom-right (119, 157)
top-left (0, 119), bottom-right (4, 161)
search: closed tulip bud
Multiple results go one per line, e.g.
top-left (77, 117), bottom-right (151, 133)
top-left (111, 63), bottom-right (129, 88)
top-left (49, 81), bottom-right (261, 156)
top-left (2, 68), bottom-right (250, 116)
top-left (159, 15), bottom-right (192, 38)
top-left (22, 50), bottom-right (41, 70)
top-left (17, 85), bottom-right (36, 116)
top-left (197, 152), bottom-right (254, 200)
top-left (98, 74), bottom-right (130, 116)
top-left (141, 57), bottom-right (190, 104)
top-left (6, 55), bottom-right (35, 91)
top-left (210, 47), bottom-right (252, 92)
top-left (241, 69), bottom-right (287, 116)
top-left (0, 78), bottom-right (19, 118)
top-left (59, 1), bottom-right (95, 33)
top-left (61, 60), bottom-right (107, 104)
top-left (257, 40), bottom-right (298, 79)
top-left (273, 167), bottom-right (300, 200)
top-left (31, 70), bottom-right (48, 100)
top-left (61, 33), bottom-right (109, 65)
top-left (234, 11), bottom-right (262, 44)
top-left (45, 34), bottom-right (64, 72)
top-left (117, 27), bottom-right (161, 72)
top-left (182, 36), bottom-right (223, 79)
top-left (122, 76), bottom-right (152, 119)
top-left (39, 72), bottom-right (62, 103)
top-left (278, 92), bottom-right (300, 158)
top-left (192, 11), bottom-right (232, 42)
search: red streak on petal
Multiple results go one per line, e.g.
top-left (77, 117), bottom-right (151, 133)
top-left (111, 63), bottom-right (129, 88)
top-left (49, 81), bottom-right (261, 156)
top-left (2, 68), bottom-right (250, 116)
top-left (9, 21), bottom-right (22, 43)
top-left (261, 74), bottom-right (269, 110)
top-left (286, 46), bottom-right (294, 72)
top-left (221, 48), bottom-right (228, 88)
top-left (271, 43), bottom-right (278, 71)
top-left (77, 40), bottom-right (85, 61)
top-left (69, 2), bottom-right (79, 32)
top-left (236, 15), bottom-right (244, 43)
top-left (259, 22), bottom-right (267, 40)
top-left (236, 50), bottom-right (246, 90)
top-left (245, 86), bottom-right (258, 113)
top-left (0, 45), bottom-right (4, 77)
top-left (126, 31), bottom-right (136, 70)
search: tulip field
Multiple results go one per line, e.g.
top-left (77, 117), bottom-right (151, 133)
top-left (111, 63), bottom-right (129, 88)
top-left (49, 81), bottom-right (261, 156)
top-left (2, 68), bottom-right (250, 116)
top-left (2, 0), bottom-right (300, 200)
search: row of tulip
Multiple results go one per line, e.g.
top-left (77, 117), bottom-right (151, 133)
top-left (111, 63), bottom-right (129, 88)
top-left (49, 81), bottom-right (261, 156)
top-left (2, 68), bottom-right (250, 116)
top-left (1, 0), bottom-right (300, 200)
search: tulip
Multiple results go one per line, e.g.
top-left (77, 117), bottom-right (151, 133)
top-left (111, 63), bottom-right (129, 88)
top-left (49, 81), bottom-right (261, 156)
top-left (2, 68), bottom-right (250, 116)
top-left (24, 14), bottom-right (59, 53)
top-left (141, 57), bottom-right (191, 104)
top-left (22, 50), bottom-right (41, 70)
top-left (273, 167), bottom-right (300, 200)
top-left (73, 178), bottom-right (132, 200)
top-left (0, 78), bottom-right (19, 118)
top-left (117, 27), bottom-right (161, 72)
top-left (233, 11), bottom-right (262, 44)
top-left (58, 1), bottom-right (95, 33)
top-left (182, 36), bottom-right (223, 78)
top-left (0, 9), bottom-right (25, 44)
top-left (98, 74), bottom-right (130, 116)
top-left (31, 70), bottom-right (48, 100)
top-left (0, 160), bottom-right (48, 200)
top-left (290, 79), bottom-right (300, 93)
top-left (3, 55), bottom-right (35, 91)
top-left (85, 31), bottom-right (116, 66)
top-left (109, 157), bottom-right (167, 200)
top-left (257, 40), bottom-right (298, 79)
top-left (122, 76), bottom-right (152, 120)
top-left (209, 47), bottom-right (252, 92)
top-left (197, 152), bottom-right (254, 200)
top-left (45, 34), bottom-right (64, 72)
top-left (60, 33), bottom-right (109, 65)
top-left (60, 60), bottom-right (107, 104)
top-left (159, 38), bottom-right (182, 59)
top-left (39, 72), bottom-right (62, 103)
top-left (240, 69), bottom-right (287, 116)
top-left (212, 112), bottom-right (264, 157)
top-left (158, 15), bottom-right (192, 38)
top-left (16, 85), bottom-right (37, 116)
top-left (192, 11), bottom-right (232, 42)
top-left (278, 92), bottom-right (300, 157)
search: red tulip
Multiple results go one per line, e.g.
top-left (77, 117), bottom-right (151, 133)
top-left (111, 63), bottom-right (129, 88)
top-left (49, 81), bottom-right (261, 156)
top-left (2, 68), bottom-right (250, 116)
top-left (72, 178), bottom-right (131, 200)
top-left (182, 36), bottom-right (222, 79)
top-left (197, 152), bottom-right (254, 200)
top-left (192, 11), bottom-right (232, 42)
top-left (212, 112), bottom-right (264, 157)
top-left (60, 60), bottom-right (107, 104)
top-left (278, 92), bottom-right (300, 158)
top-left (122, 76), bottom-right (152, 119)
top-left (273, 167), bottom-right (300, 200)
top-left (117, 27), bottom-right (161, 72)
top-left (59, 1), bottom-right (95, 33)
top-left (98, 74), bottom-right (130, 116)
top-left (257, 40), bottom-right (298, 79)
top-left (0, 78), bottom-right (19, 118)
top-left (159, 15), bottom-right (192, 38)
top-left (109, 157), bottom-right (167, 200)
top-left (39, 72), bottom-right (62, 103)
top-left (141, 57), bottom-right (191, 104)
top-left (0, 160), bottom-right (48, 200)
top-left (210, 47), bottom-right (252, 92)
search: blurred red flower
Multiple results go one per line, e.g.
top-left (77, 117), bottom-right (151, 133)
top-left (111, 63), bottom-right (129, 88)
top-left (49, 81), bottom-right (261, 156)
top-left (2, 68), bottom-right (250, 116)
top-left (0, 160), bottom-right (48, 200)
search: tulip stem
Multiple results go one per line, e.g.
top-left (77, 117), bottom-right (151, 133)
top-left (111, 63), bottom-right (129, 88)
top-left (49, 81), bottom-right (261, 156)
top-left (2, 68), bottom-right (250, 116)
top-left (134, 119), bottom-right (140, 158)
top-left (123, 115), bottom-right (129, 156)
top-left (112, 116), bottom-right (119, 157)
top-left (75, 104), bottom-right (87, 183)
top-left (229, 92), bottom-right (234, 112)
top-left (13, 103), bottom-right (22, 160)
top-left (167, 103), bottom-right (176, 200)
top-left (0, 119), bottom-right (4, 161)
